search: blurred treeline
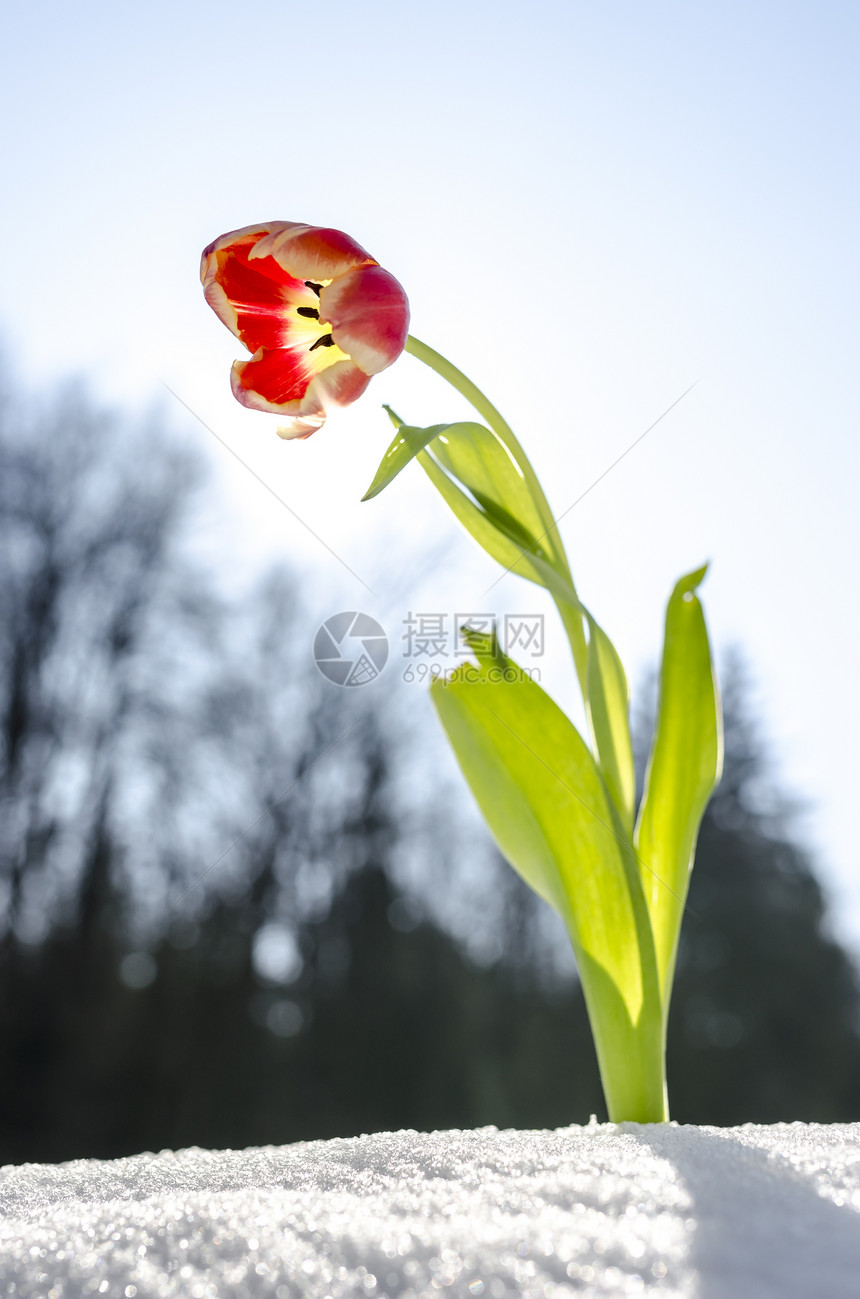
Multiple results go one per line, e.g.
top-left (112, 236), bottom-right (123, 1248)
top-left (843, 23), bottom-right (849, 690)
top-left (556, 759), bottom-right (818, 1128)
top-left (1, 376), bottom-right (859, 1165)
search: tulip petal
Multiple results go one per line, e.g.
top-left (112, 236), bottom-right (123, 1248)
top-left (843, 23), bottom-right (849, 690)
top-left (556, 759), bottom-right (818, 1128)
top-left (231, 349), bottom-right (370, 439)
top-left (201, 222), bottom-right (291, 267)
top-left (231, 347), bottom-right (316, 411)
top-left (201, 229), bottom-right (319, 355)
top-left (274, 361), bottom-right (371, 440)
top-left (305, 356), bottom-right (372, 412)
top-left (251, 224), bottom-right (376, 282)
top-left (319, 266), bottom-right (411, 376)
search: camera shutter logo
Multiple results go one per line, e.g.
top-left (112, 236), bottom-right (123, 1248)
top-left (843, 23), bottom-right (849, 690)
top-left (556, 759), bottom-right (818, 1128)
top-left (313, 612), bottom-right (389, 686)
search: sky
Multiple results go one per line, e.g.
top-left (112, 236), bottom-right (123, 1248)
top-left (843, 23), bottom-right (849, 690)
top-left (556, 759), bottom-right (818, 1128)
top-left (3, 1), bottom-right (860, 944)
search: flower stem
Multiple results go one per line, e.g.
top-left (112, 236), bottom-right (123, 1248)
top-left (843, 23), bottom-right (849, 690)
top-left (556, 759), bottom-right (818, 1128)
top-left (404, 335), bottom-right (518, 454)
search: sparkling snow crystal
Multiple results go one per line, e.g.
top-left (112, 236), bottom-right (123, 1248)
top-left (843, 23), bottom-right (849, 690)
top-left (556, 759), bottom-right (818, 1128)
top-left (2, 1122), bottom-right (860, 1298)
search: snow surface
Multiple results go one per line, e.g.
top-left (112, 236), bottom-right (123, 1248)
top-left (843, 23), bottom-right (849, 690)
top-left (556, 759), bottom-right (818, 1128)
top-left (2, 1122), bottom-right (860, 1298)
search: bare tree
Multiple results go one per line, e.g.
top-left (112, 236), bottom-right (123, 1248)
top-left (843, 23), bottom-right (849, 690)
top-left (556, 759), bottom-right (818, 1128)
top-left (0, 371), bottom-right (405, 948)
top-left (0, 378), bottom-right (208, 937)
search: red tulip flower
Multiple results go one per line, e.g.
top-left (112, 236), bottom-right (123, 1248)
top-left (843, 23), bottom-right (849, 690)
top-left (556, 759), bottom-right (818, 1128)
top-left (201, 223), bottom-right (410, 438)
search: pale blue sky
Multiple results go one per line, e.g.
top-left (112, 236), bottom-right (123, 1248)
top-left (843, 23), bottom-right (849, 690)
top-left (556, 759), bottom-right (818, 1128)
top-left (3, 2), bottom-right (859, 940)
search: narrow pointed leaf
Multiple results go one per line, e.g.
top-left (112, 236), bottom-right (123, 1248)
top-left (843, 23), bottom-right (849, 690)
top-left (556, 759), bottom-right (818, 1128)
top-left (418, 451), bottom-right (591, 630)
top-left (377, 419), bottom-right (632, 830)
top-left (426, 421), bottom-right (587, 681)
top-left (368, 414), bottom-right (590, 688)
top-left (417, 448), bottom-right (567, 596)
top-left (362, 421), bottom-right (488, 501)
top-left (429, 423), bottom-right (566, 570)
top-left (421, 449), bottom-right (634, 823)
top-left (634, 565), bottom-right (723, 999)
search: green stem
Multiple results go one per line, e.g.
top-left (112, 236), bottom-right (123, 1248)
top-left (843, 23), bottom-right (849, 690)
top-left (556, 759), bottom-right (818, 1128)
top-left (555, 598), bottom-right (589, 703)
top-left (587, 835), bottom-right (669, 1122)
top-left (404, 335), bottom-right (589, 692)
top-left (591, 989), bottom-right (669, 1122)
top-left (405, 336), bottom-right (523, 477)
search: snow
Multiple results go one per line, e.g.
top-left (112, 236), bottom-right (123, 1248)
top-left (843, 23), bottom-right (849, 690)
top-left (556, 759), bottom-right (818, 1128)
top-left (2, 1122), bottom-right (860, 1298)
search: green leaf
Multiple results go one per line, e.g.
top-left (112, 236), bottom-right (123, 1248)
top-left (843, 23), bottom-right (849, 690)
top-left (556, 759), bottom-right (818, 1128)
top-left (372, 416), bottom-right (634, 832)
top-left (367, 412), bottom-right (591, 692)
top-left (418, 425), bottom-right (591, 691)
top-left (362, 421), bottom-right (489, 501)
top-left (585, 616), bottom-right (635, 836)
top-left (430, 650), bottom-right (635, 959)
top-left (366, 416), bottom-right (567, 571)
top-left (420, 449), bottom-right (633, 827)
top-left (431, 652), bottom-right (665, 1121)
top-left (634, 564), bottom-right (723, 999)
top-left (417, 448), bottom-right (592, 622)
top-left (429, 422), bottom-right (564, 569)
top-left (417, 448), bottom-right (571, 597)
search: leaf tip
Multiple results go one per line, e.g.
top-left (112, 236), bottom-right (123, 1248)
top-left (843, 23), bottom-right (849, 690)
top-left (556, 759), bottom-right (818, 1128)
top-left (674, 561), bottom-right (710, 601)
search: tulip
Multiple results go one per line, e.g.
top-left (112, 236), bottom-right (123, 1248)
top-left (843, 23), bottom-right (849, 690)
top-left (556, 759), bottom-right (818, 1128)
top-left (201, 223), bottom-right (410, 438)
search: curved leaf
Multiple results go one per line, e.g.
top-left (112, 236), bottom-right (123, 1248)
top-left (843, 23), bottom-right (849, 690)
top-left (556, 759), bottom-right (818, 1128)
top-left (369, 414), bottom-right (634, 833)
top-left (417, 448), bottom-right (566, 596)
top-left (634, 565), bottom-right (723, 999)
top-left (421, 451), bottom-right (634, 827)
top-left (362, 420), bottom-right (487, 501)
top-left (429, 423), bottom-right (565, 570)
